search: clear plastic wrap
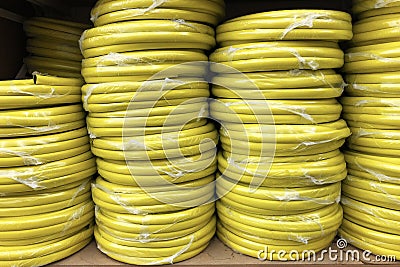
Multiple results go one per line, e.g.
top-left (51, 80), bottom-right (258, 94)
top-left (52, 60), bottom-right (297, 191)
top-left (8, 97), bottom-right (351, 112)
top-left (340, 187), bottom-right (400, 259)
top-left (0, 151), bottom-right (96, 196)
top-left (92, 168), bottom-right (216, 265)
top-left (95, 216), bottom-right (216, 265)
top-left (90, 0), bottom-right (225, 27)
top-left (211, 99), bottom-right (343, 124)
top-left (345, 70), bottom-right (400, 97)
top-left (0, 70), bottom-right (95, 266)
top-left (92, 176), bottom-right (215, 213)
top-left (0, 74), bottom-right (83, 111)
top-left (79, 19), bottom-right (216, 59)
top-left (343, 179), bottom-right (400, 210)
top-left (0, 127), bottom-right (91, 167)
top-left (350, 13), bottom-right (400, 46)
top-left (210, 41), bottom-right (344, 72)
top-left (344, 51), bottom-right (400, 73)
top-left (212, 69), bottom-right (346, 100)
top-left (215, 10), bottom-right (352, 46)
top-left (0, 179), bottom-right (94, 266)
top-left (342, 145), bottom-right (400, 258)
top-left (217, 201), bottom-right (342, 260)
top-left (341, 97), bottom-right (400, 129)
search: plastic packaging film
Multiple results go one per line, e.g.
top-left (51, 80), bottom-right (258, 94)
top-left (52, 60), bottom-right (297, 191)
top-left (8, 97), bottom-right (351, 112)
top-left (345, 71), bottom-right (400, 97)
top-left (90, 0), bottom-right (225, 27)
top-left (23, 17), bottom-right (89, 78)
top-left (81, 0), bottom-right (224, 264)
top-left (207, 9), bottom-right (353, 260)
top-left (352, 0), bottom-right (400, 18)
top-left (339, 1), bottom-right (400, 259)
top-left (0, 72), bottom-right (96, 266)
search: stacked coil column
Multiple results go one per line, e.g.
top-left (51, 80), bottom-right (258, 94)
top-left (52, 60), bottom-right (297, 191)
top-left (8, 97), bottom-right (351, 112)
top-left (24, 17), bottom-right (88, 78)
top-left (0, 74), bottom-right (96, 267)
top-left (80, 0), bottom-right (225, 265)
top-left (339, 0), bottom-right (400, 259)
top-left (210, 10), bottom-right (353, 260)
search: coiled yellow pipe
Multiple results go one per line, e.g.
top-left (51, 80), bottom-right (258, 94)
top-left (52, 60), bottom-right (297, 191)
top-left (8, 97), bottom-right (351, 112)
top-left (23, 18), bottom-right (88, 78)
top-left (0, 73), bottom-right (96, 266)
top-left (352, 0), bottom-right (400, 17)
top-left (217, 201), bottom-right (342, 260)
top-left (82, 0), bottom-right (224, 264)
top-left (341, 4), bottom-right (400, 254)
top-left (210, 8), bottom-right (353, 261)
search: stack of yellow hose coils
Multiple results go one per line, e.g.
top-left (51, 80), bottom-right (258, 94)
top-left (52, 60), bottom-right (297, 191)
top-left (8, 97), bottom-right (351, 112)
top-left (0, 74), bottom-right (96, 266)
top-left (210, 10), bottom-right (353, 260)
top-left (81, 0), bottom-right (224, 264)
top-left (339, 1), bottom-right (400, 259)
top-left (24, 17), bottom-right (88, 78)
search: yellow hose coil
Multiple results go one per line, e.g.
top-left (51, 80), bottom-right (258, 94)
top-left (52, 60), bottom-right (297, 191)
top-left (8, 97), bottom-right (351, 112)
top-left (89, 118), bottom-right (207, 138)
top-left (83, 1), bottom-right (223, 264)
top-left (93, 175), bottom-right (214, 209)
top-left (91, 0), bottom-right (225, 25)
top-left (0, 180), bottom-right (94, 266)
top-left (346, 71), bottom-right (400, 84)
top-left (340, 59), bottom-right (400, 258)
top-left (345, 81), bottom-right (400, 97)
top-left (0, 75), bottom-right (83, 111)
top-left (210, 41), bottom-right (344, 73)
top-left (221, 120), bottom-right (350, 143)
top-left (0, 62), bottom-right (95, 267)
top-left (342, 184), bottom-right (400, 211)
top-left (218, 150), bottom-right (346, 179)
top-left (341, 96), bottom-right (400, 128)
top-left (0, 127), bottom-right (90, 167)
top-left (210, 8), bottom-right (352, 260)
top-left (24, 18), bottom-right (88, 78)
top-left (339, 219), bottom-right (400, 259)
top-left (91, 0), bottom-right (225, 27)
top-left (343, 203), bottom-right (400, 235)
top-left (352, 0), bottom-right (400, 17)
top-left (27, 38), bottom-right (82, 55)
top-left (215, 69), bottom-right (343, 88)
top-left (0, 66), bottom-right (94, 267)
top-left (98, 160), bottom-right (217, 186)
top-left (345, 174), bottom-right (400, 199)
top-left (95, 217), bottom-right (215, 265)
top-left (217, 201), bottom-right (341, 260)
top-left (80, 20), bottom-right (215, 53)
top-left (215, 10), bottom-right (352, 46)
top-left (350, 13), bottom-right (400, 46)
top-left (345, 150), bottom-right (400, 177)
top-left (344, 41), bottom-right (400, 73)
top-left (0, 227), bottom-right (93, 267)
top-left (357, 5), bottom-right (400, 20)
top-left (342, 95), bottom-right (400, 260)
top-left (347, 127), bottom-right (400, 156)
